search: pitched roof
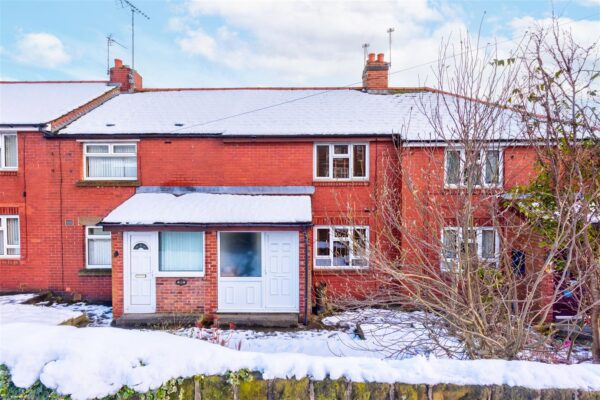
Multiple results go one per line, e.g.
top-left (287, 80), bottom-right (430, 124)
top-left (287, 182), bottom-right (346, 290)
top-left (0, 81), bottom-right (115, 126)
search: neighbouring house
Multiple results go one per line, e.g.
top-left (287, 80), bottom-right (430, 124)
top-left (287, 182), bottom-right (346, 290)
top-left (0, 54), bottom-right (544, 326)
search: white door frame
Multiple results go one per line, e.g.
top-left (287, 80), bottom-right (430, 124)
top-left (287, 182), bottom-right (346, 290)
top-left (217, 231), bottom-right (299, 313)
top-left (123, 231), bottom-right (158, 313)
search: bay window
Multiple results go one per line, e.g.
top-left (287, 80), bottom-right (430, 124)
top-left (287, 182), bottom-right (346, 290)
top-left (0, 216), bottom-right (20, 258)
top-left (445, 147), bottom-right (502, 187)
top-left (315, 226), bottom-right (369, 269)
top-left (86, 226), bottom-right (111, 268)
top-left (0, 133), bottom-right (17, 170)
top-left (84, 142), bottom-right (137, 180)
top-left (315, 143), bottom-right (368, 180)
top-left (159, 232), bottom-right (205, 276)
top-left (441, 227), bottom-right (499, 271)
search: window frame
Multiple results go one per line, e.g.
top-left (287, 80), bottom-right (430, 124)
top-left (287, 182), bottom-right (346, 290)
top-left (0, 132), bottom-right (18, 171)
top-left (85, 225), bottom-right (112, 269)
top-left (441, 226), bottom-right (499, 272)
top-left (313, 225), bottom-right (369, 270)
top-left (444, 147), bottom-right (503, 189)
top-left (156, 231), bottom-right (205, 277)
top-left (83, 142), bottom-right (138, 181)
top-left (313, 143), bottom-right (369, 181)
top-left (0, 215), bottom-right (20, 259)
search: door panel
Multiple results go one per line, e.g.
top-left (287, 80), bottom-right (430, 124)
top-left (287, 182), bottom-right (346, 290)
top-left (125, 232), bottom-right (157, 313)
top-left (264, 232), bottom-right (298, 310)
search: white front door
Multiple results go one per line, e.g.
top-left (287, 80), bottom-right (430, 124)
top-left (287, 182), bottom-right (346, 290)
top-left (124, 232), bottom-right (157, 313)
top-left (218, 231), bottom-right (298, 313)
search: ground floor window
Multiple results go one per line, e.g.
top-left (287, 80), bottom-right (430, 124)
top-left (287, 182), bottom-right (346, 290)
top-left (159, 232), bottom-right (204, 275)
top-left (441, 227), bottom-right (499, 271)
top-left (86, 226), bottom-right (111, 268)
top-left (314, 226), bottom-right (369, 269)
top-left (0, 215), bottom-right (19, 258)
top-left (219, 232), bottom-right (262, 277)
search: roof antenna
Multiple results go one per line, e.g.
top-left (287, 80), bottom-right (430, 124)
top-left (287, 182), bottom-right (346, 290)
top-left (106, 34), bottom-right (127, 76)
top-left (362, 43), bottom-right (370, 65)
top-left (117, 0), bottom-right (149, 88)
top-left (387, 27), bottom-right (395, 67)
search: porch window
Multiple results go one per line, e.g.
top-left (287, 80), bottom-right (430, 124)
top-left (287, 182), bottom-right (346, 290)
top-left (444, 147), bottom-right (502, 188)
top-left (0, 133), bottom-right (17, 170)
top-left (220, 232), bottom-right (262, 277)
top-left (314, 226), bottom-right (369, 269)
top-left (314, 143), bottom-right (368, 180)
top-left (84, 142), bottom-right (137, 180)
top-left (0, 216), bottom-right (20, 258)
top-left (86, 226), bottom-right (111, 269)
top-left (159, 232), bottom-right (204, 274)
top-left (441, 227), bottom-right (499, 271)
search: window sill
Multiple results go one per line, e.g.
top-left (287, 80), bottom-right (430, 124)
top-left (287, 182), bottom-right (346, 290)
top-left (79, 268), bottom-right (112, 277)
top-left (0, 170), bottom-right (18, 176)
top-left (313, 181), bottom-right (370, 187)
top-left (76, 180), bottom-right (141, 188)
top-left (314, 267), bottom-right (369, 273)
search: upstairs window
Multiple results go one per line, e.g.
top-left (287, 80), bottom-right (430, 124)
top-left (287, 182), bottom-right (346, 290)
top-left (86, 226), bottom-right (111, 269)
top-left (0, 216), bottom-right (20, 258)
top-left (445, 148), bottom-right (502, 188)
top-left (441, 227), bottom-right (498, 271)
top-left (315, 143), bottom-right (368, 180)
top-left (84, 142), bottom-right (137, 180)
top-left (315, 226), bottom-right (369, 269)
top-left (0, 133), bottom-right (17, 170)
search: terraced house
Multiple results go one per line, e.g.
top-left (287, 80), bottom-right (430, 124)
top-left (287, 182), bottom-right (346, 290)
top-left (0, 54), bottom-right (540, 326)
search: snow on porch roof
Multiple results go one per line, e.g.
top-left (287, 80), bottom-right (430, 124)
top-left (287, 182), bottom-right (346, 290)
top-left (102, 192), bottom-right (312, 226)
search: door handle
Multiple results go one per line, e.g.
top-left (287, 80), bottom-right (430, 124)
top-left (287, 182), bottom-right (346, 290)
top-left (135, 274), bottom-right (147, 278)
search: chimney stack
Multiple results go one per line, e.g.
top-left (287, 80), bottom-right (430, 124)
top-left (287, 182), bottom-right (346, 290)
top-left (362, 52), bottom-right (389, 91)
top-left (109, 58), bottom-right (143, 93)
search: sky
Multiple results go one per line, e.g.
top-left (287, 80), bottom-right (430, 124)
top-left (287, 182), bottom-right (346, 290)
top-left (0, 0), bottom-right (598, 88)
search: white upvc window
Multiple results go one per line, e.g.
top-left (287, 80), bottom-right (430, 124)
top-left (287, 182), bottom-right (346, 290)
top-left (444, 147), bottom-right (503, 188)
top-left (314, 143), bottom-right (369, 180)
top-left (0, 216), bottom-right (20, 258)
top-left (0, 133), bottom-right (18, 170)
top-left (86, 226), bottom-right (112, 269)
top-left (83, 142), bottom-right (137, 180)
top-left (314, 226), bottom-right (369, 269)
top-left (158, 231), bottom-right (205, 277)
top-left (441, 227), bottom-right (499, 271)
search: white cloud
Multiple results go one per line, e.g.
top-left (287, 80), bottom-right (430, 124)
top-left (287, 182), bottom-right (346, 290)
top-left (14, 32), bottom-right (71, 68)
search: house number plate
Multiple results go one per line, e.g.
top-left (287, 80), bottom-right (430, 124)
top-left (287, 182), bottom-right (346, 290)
top-left (176, 279), bottom-right (188, 286)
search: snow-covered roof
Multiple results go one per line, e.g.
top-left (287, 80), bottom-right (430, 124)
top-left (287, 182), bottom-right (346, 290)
top-left (102, 192), bottom-right (312, 225)
top-left (59, 88), bottom-right (525, 140)
top-left (0, 82), bottom-right (115, 126)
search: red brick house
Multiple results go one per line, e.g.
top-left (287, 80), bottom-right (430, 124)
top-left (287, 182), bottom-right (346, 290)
top-left (0, 54), bottom-right (541, 326)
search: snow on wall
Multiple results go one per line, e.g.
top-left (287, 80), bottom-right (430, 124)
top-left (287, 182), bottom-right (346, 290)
top-left (102, 193), bottom-right (312, 225)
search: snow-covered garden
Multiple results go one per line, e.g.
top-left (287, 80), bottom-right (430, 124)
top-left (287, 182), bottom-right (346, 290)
top-left (1, 294), bottom-right (599, 399)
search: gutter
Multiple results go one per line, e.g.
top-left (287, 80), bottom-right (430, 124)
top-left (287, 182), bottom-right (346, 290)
top-left (101, 222), bottom-right (312, 230)
top-left (303, 227), bottom-right (309, 326)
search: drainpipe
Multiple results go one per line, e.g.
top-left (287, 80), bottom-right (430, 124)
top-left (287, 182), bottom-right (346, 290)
top-left (303, 226), bottom-right (309, 326)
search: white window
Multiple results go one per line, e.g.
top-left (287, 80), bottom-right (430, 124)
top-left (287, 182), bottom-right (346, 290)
top-left (159, 232), bottom-right (204, 276)
top-left (86, 226), bottom-right (112, 268)
top-left (83, 142), bottom-right (137, 180)
top-left (441, 227), bottom-right (499, 271)
top-left (445, 148), bottom-right (502, 188)
top-left (0, 133), bottom-right (18, 170)
top-left (314, 226), bottom-right (369, 269)
top-left (314, 143), bottom-right (368, 180)
top-left (0, 216), bottom-right (20, 258)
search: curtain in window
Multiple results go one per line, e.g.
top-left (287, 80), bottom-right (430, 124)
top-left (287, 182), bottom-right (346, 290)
top-left (88, 238), bottom-right (111, 266)
top-left (485, 150), bottom-right (500, 184)
top-left (446, 151), bottom-right (460, 184)
top-left (160, 232), bottom-right (203, 272)
top-left (87, 156), bottom-right (137, 178)
top-left (4, 135), bottom-right (17, 168)
top-left (220, 232), bottom-right (261, 277)
top-left (481, 230), bottom-right (496, 259)
top-left (353, 145), bottom-right (366, 177)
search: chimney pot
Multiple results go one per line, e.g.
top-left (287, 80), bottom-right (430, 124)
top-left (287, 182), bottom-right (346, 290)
top-left (377, 53), bottom-right (384, 62)
top-left (110, 58), bottom-right (142, 92)
top-left (368, 53), bottom-right (376, 62)
top-left (114, 58), bottom-right (123, 68)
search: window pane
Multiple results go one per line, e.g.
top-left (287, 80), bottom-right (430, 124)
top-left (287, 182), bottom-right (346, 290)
top-left (113, 144), bottom-right (136, 154)
top-left (333, 158), bottom-right (349, 178)
top-left (4, 135), bottom-right (17, 168)
top-left (86, 145), bottom-right (109, 154)
top-left (353, 228), bottom-right (367, 255)
top-left (88, 238), bottom-right (111, 266)
top-left (316, 145), bottom-right (329, 177)
top-left (353, 258), bottom-right (368, 267)
top-left (88, 227), bottom-right (110, 237)
top-left (481, 230), bottom-right (496, 259)
top-left (443, 229), bottom-right (457, 259)
top-left (0, 230), bottom-right (4, 255)
top-left (7, 218), bottom-right (19, 245)
top-left (463, 229), bottom-right (478, 256)
top-left (485, 150), bottom-right (500, 184)
top-left (353, 145), bottom-right (366, 177)
top-left (464, 150), bottom-right (481, 186)
top-left (446, 150), bottom-right (460, 185)
top-left (315, 258), bottom-right (331, 267)
top-left (87, 156), bottom-right (137, 178)
top-left (333, 240), bottom-right (350, 266)
top-left (220, 232), bottom-right (261, 277)
top-left (160, 232), bottom-right (203, 272)
top-left (334, 145), bottom-right (348, 155)
top-left (316, 228), bottom-right (330, 256)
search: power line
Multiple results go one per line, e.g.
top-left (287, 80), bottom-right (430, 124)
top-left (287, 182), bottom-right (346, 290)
top-left (170, 13), bottom-right (599, 134)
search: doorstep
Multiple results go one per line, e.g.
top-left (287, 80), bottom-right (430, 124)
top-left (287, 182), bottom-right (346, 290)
top-left (216, 313), bottom-right (299, 328)
top-left (114, 313), bottom-right (201, 328)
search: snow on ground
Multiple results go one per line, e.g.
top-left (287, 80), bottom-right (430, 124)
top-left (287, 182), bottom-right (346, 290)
top-left (2, 322), bottom-right (600, 400)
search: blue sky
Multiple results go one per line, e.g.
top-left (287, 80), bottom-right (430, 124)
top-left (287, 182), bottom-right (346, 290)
top-left (1, 0), bottom-right (598, 87)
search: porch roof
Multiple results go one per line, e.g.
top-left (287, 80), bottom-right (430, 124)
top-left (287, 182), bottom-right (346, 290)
top-left (102, 192), bottom-right (312, 226)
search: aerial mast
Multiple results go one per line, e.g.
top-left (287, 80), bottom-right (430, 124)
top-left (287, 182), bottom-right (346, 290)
top-left (117, 0), bottom-right (149, 88)
top-left (106, 34), bottom-right (127, 76)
